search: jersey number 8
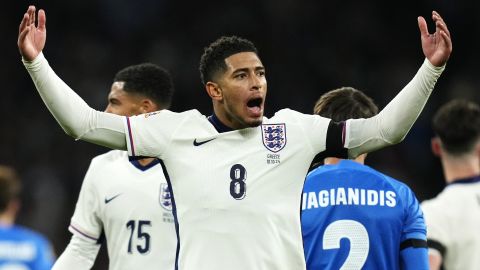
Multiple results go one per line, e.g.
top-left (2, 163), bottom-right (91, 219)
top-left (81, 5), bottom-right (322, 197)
top-left (229, 164), bottom-right (247, 200)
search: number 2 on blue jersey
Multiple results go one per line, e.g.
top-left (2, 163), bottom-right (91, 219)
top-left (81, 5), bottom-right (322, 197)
top-left (323, 219), bottom-right (369, 270)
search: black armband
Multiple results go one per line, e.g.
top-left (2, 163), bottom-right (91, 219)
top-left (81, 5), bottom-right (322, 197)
top-left (324, 121), bottom-right (348, 159)
top-left (400, 238), bottom-right (428, 250)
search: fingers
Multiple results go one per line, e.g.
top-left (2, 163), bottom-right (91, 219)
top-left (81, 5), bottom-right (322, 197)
top-left (432, 11), bottom-right (452, 52)
top-left (38, 9), bottom-right (46, 31)
top-left (18, 13), bottom-right (29, 35)
top-left (417, 16), bottom-right (429, 37)
top-left (432, 11), bottom-right (450, 38)
top-left (28, 6), bottom-right (35, 26)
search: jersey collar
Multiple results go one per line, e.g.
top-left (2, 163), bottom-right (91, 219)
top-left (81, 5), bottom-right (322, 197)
top-left (129, 158), bottom-right (161, 171)
top-left (448, 175), bottom-right (480, 186)
top-left (208, 113), bottom-right (233, 133)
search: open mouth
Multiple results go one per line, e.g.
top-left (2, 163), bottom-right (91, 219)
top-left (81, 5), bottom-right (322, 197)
top-left (247, 98), bottom-right (262, 108)
top-left (246, 97), bottom-right (263, 117)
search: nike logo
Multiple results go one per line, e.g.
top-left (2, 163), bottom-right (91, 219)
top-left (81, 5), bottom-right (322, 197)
top-left (105, 194), bottom-right (122, 204)
top-left (193, 138), bottom-right (216, 146)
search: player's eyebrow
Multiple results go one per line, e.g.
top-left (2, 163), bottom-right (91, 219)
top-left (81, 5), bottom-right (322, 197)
top-left (232, 66), bottom-right (265, 74)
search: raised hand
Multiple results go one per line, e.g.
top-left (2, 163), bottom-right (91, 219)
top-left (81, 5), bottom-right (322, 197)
top-left (418, 11), bottom-right (452, 67)
top-left (18, 6), bottom-right (46, 61)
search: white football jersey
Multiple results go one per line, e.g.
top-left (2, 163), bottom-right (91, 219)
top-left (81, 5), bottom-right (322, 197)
top-left (69, 150), bottom-right (176, 270)
top-left (421, 177), bottom-right (480, 270)
top-left (124, 109), bottom-right (333, 270)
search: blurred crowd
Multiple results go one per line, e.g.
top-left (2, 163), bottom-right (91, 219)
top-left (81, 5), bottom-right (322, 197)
top-left (1, 0), bottom-right (479, 268)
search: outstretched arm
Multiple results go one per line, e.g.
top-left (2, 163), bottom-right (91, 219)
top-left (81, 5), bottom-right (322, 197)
top-left (19, 6), bottom-right (126, 149)
top-left (345, 11), bottom-right (452, 157)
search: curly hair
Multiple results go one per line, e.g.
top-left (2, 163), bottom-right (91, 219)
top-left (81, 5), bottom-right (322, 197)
top-left (113, 63), bottom-right (174, 109)
top-left (199, 36), bottom-right (258, 85)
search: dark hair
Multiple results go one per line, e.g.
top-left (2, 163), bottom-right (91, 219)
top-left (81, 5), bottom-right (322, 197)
top-left (199, 36), bottom-right (258, 85)
top-left (0, 165), bottom-right (21, 212)
top-left (433, 99), bottom-right (480, 155)
top-left (113, 63), bottom-right (174, 109)
top-left (314, 87), bottom-right (379, 121)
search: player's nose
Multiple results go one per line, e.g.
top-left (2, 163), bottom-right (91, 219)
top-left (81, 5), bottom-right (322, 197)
top-left (105, 105), bottom-right (113, 113)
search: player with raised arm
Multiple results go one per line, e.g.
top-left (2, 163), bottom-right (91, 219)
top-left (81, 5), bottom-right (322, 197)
top-left (18, 6), bottom-right (452, 270)
top-left (0, 165), bottom-right (55, 270)
top-left (302, 87), bottom-right (428, 270)
top-left (51, 63), bottom-right (176, 270)
top-left (421, 99), bottom-right (480, 270)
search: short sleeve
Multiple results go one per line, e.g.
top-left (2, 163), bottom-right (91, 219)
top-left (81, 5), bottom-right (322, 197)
top-left (402, 187), bottom-right (427, 242)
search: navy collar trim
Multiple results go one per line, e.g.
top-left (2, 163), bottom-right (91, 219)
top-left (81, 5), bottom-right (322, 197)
top-left (208, 113), bottom-right (233, 133)
top-left (448, 175), bottom-right (480, 186)
top-left (130, 158), bottom-right (161, 171)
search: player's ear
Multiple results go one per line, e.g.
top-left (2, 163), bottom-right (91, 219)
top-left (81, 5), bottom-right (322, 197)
top-left (431, 137), bottom-right (442, 157)
top-left (205, 81), bottom-right (223, 101)
top-left (475, 141), bottom-right (480, 158)
top-left (140, 98), bottom-right (157, 114)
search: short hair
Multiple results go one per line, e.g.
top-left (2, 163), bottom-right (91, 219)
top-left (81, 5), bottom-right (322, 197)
top-left (113, 63), bottom-right (174, 109)
top-left (199, 36), bottom-right (258, 85)
top-left (0, 165), bottom-right (21, 212)
top-left (432, 99), bottom-right (480, 155)
top-left (313, 87), bottom-right (379, 121)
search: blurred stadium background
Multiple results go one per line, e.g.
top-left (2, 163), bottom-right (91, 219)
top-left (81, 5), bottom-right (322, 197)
top-left (2, 0), bottom-right (478, 268)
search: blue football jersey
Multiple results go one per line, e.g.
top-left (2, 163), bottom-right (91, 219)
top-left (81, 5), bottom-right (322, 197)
top-left (0, 224), bottom-right (54, 270)
top-left (301, 160), bottom-right (428, 270)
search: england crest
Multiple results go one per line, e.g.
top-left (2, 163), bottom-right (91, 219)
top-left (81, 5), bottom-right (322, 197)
top-left (159, 183), bottom-right (172, 211)
top-left (261, 124), bottom-right (287, 152)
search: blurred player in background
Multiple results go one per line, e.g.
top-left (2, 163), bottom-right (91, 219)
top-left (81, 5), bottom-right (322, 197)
top-left (301, 87), bottom-right (428, 270)
top-left (52, 63), bottom-right (176, 270)
top-left (421, 99), bottom-right (480, 270)
top-left (0, 165), bottom-right (55, 270)
top-left (18, 5), bottom-right (452, 270)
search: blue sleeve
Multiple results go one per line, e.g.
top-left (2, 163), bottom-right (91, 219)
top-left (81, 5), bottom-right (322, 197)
top-left (399, 186), bottom-right (428, 269)
top-left (401, 186), bottom-right (426, 241)
top-left (400, 244), bottom-right (429, 270)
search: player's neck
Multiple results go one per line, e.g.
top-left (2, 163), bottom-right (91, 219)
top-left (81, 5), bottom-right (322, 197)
top-left (137, 157), bottom-right (156, 167)
top-left (324, 155), bottom-right (366, 165)
top-left (441, 155), bottom-right (480, 184)
top-left (0, 211), bottom-right (15, 226)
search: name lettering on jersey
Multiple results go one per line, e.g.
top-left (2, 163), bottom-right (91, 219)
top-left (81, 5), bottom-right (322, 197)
top-left (0, 242), bottom-right (36, 260)
top-left (301, 188), bottom-right (397, 210)
top-left (159, 183), bottom-right (172, 211)
top-left (261, 124), bottom-right (286, 152)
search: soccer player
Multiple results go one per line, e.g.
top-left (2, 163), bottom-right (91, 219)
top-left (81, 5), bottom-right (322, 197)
top-left (18, 6), bottom-right (452, 270)
top-left (301, 87), bottom-right (428, 270)
top-left (0, 165), bottom-right (55, 269)
top-left (51, 63), bottom-right (176, 270)
top-left (420, 99), bottom-right (480, 270)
